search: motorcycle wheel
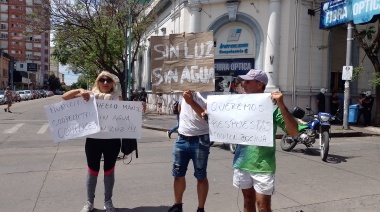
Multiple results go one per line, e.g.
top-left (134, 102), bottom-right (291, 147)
top-left (320, 131), bottom-right (330, 161)
top-left (229, 144), bottom-right (237, 154)
top-left (280, 134), bottom-right (297, 151)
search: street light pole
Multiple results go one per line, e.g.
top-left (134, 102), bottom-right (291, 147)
top-left (124, 5), bottom-right (132, 101)
top-left (127, 6), bottom-right (132, 100)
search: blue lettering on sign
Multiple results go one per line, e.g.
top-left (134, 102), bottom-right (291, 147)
top-left (352, 0), bottom-right (380, 24)
top-left (219, 43), bottom-right (249, 54)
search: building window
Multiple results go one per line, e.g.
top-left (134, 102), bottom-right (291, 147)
top-left (0, 33), bottom-right (7, 39)
top-left (13, 6), bottom-right (22, 10)
top-left (20, 64), bottom-right (24, 68)
top-left (0, 24), bottom-right (6, 30)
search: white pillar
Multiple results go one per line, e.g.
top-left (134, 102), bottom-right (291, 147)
top-left (188, 0), bottom-right (201, 33)
top-left (264, 0), bottom-right (281, 91)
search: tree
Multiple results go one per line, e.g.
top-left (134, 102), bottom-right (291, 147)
top-left (352, 22), bottom-right (380, 126)
top-left (31, 0), bottom-right (155, 99)
top-left (48, 75), bottom-right (61, 92)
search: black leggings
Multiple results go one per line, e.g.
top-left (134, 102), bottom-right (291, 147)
top-left (85, 138), bottom-right (121, 176)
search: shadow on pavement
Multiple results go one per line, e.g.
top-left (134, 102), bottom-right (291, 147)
top-left (93, 205), bottom-right (171, 211)
top-left (326, 154), bottom-right (358, 164)
top-left (284, 148), bottom-right (358, 164)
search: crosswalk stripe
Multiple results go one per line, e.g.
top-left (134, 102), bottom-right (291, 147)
top-left (3, 123), bottom-right (25, 134)
top-left (37, 123), bottom-right (50, 134)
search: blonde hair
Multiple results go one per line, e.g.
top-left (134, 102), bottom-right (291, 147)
top-left (92, 71), bottom-right (120, 100)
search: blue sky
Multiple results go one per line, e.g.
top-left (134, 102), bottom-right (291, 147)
top-left (60, 65), bottom-right (79, 86)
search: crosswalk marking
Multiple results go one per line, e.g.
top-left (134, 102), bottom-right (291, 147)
top-left (37, 123), bottom-right (50, 134)
top-left (3, 123), bottom-right (25, 134)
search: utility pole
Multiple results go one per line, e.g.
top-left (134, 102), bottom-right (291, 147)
top-left (343, 22), bottom-right (353, 130)
top-left (127, 6), bottom-right (132, 100)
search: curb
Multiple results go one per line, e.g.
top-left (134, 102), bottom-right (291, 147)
top-left (142, 125), bottom-right (370, 138)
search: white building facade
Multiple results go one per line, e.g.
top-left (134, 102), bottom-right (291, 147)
top-left (134, 0), bottom-right (376, 114)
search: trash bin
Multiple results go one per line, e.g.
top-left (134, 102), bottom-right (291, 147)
top-left (348, 104), bottom-right (359, 123)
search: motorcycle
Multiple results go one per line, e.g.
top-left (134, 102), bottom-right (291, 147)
top-left (280, 107), bottom-right (333, 161)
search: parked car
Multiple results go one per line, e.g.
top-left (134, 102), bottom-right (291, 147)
top-left (16, 90), bottom-right (28, 101)
top-left (0, 90), bottom-right (5, 105)
top-left (23, 90), bottom-right (33, 100)
top-left (46, 90), bottom-right (54, 97)
top-left (11, 91), bottom-right (21, 102)
top-left (38, 90), bottom-right (47, 98)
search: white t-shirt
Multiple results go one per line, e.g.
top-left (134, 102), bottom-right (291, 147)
top-left (178, 92), bottom-right (210, 136)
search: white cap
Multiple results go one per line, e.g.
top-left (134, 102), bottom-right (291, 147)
top-left (320, 88), bottom-right (327, 94)
top-left (364, 91), bottom-right (371, 96)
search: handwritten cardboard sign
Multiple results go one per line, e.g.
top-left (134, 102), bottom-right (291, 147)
top-left (207, 93), bottom-right (274, 147)
top-left (90, 100), bottom-right (142, 139)
top-left (44, 96), bottom-right (100, 143)
top-left (151, 31), bottom-right (215, 93)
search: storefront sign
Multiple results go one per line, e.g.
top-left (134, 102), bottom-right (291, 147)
top-left (216, 28), bottom-right (253, 56)
top-left (320, 0), bottom-right (351, 29)
top-left (215, 58), bottom-right (254, 76)
top-left (320, 0), bottom-right (380, 28)
top-left (352, 0), bottom-right (380, 24)
top-left (27, 63), bottom-right (38, 72)
top-left (218, 43), bottom-right (249, 54)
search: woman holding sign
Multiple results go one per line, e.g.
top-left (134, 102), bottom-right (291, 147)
top-left (62, 71), bottom-right (121, 212)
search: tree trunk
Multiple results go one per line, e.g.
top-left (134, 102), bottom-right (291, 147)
top-left (374, 86), bottom-right (380, 126)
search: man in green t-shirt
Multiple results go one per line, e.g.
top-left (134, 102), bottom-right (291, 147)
top-left (233, 69), bottom-right (299, 212)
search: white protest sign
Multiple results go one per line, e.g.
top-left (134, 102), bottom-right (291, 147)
top-left (207, 93), bottom-right (274, 147)
top-left (44, 96), bottom-right (100, 143)
top-left (90, 100), bottom-right (142, 139)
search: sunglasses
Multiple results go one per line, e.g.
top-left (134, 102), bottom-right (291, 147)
top-left (98, 78), bottom-right (113, 84)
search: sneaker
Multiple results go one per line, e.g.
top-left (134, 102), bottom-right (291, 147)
top-left (80, 201), bottom-right (94, 212)
top-left (167, 131), bottom-right (171, 139)
top-left (4, 108), bottom-right (6, 112)
top-left (104, 199), bottom-right (116, 212)
top-left (8, 110), bottom-right (12, 113)
top-left (168, 204), bottom-right (183, 212)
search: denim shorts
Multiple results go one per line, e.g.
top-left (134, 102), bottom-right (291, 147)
top-left (172, 134), bottom-right (210, 179)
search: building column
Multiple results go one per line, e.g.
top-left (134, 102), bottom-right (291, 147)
top-left (264, 0), bottom-right (281, 91)
top-left (188, 0), bottom-right (201, 33)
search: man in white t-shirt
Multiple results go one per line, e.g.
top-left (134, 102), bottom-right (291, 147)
top-left (168, 91), bottom-right (211, 212)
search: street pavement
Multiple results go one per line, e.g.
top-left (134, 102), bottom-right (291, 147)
top-left (142, 109), bottom-right (380, 138)
top-left (1, 97), bottom-right (380, 212)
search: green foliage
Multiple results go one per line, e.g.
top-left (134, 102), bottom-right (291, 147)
top-left (370, 72), bottom-right (380, 86)
top-left (358, 26), bottom-right (376, 40)
top-left (48, 75), bottom-right (61, 91)
top-left (317, 45), bottom-right (329, 50)
top-left (36, 0), bottom-right (155, 99)
top-left (352, 66), bottom-right (365, 81)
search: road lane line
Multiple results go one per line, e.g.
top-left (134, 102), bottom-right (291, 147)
top-left (3, 123), bottom-right (25, 134)
top-left (37, 123), bottom-right (50, 134)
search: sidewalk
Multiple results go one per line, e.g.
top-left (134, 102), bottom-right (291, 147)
top-left (142, 111), bottom-right (380, 138)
